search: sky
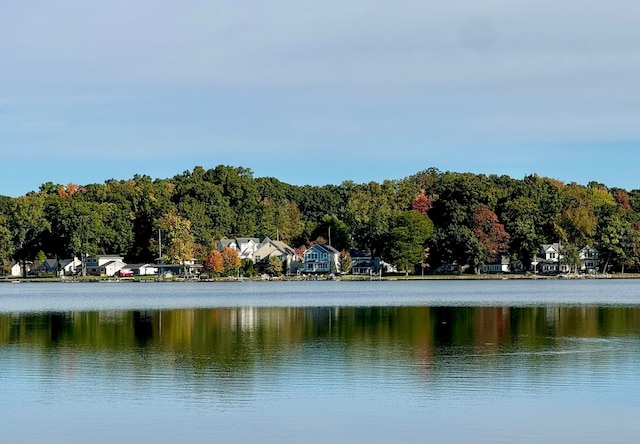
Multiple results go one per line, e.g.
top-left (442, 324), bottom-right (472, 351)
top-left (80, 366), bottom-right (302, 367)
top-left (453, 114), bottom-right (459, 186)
top-left (2, 1), bottom-right (640, 197)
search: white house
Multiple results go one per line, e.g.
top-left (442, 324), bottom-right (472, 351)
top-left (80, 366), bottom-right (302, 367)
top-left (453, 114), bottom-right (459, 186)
top-left (531, 243), bottom-right (567, 273)
top-left (59, 258), bottom-right (82, 276)
top-left (127, 263), bottom-right (158, 276)
top-left (531, 243), bottom-right (599, 274)
top-left (303, 244), bottom-right (340, 274)
top-left (85, 255), bottom-right (126, 276)
top-left (218, 238), bottom-right (263, 261)
top-left (10, 261), bottom-right (31, 277)
top-left (101, 260), bottom-right (128, 277)
top-left (579, 245), bottom-right (599, 272)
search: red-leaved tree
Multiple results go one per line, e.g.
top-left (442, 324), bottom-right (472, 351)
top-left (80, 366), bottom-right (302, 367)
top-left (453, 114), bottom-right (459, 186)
top-left (412, 191), bottom-right (432, 216)
top-left (472, 205), bottom-right (510, 257)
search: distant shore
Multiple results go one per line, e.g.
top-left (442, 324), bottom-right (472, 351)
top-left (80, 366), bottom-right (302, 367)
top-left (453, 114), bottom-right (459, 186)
top-left (2, 272), bottom-right (639, 283)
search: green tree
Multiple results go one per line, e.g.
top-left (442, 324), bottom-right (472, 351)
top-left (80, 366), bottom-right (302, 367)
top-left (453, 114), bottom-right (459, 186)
top-left (387, 210), bottom-right (434, 275)
top-left (241, 258), bottom-right (257, 277)
top-left (0, 214), bottom-right (14, 267)
top-left (266, 255), bottom-right (283, 277)
top-left (310, 215), bottom-right (352, 252)
top-left (594, 204), bottom-right (630, 272)
top-left (33, 250), bottom-right (47, 274)
top-left (259, 199), bottom-right (304, 244)
top-left (501, 197), bottom-right (541, 271)
top-left (9, 194), bottom-right (50, 276)
top-left (156, 210), bottom-right (195, 275)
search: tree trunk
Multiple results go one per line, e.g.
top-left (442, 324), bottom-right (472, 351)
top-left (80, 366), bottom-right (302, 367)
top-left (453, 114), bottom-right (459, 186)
top-left (603, 252), bottom-right (612, 274)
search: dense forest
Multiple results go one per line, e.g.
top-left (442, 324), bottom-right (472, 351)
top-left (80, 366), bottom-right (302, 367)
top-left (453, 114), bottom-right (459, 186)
top-left (1, 164), bottom-right (639, 274)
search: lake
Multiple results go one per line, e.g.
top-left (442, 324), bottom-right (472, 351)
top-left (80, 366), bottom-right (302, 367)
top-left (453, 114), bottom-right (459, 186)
top-left (1, 280), bottom-right (640, 443)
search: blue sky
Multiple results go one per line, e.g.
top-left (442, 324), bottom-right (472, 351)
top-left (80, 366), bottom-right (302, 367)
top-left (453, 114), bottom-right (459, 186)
top-left (2, 1), bottom-right (640, 197)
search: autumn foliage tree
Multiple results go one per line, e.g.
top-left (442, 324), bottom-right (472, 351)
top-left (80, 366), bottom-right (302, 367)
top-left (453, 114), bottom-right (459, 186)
top-left (412, 191), bottom-right (432, 216)
top-left (339, 250), bottom-right (352, 275)
top-left (204, 249), bottom-right (224, 275)
top-left (58, 183), bottom-right (85, 197)
top-left (221, 246), bottom-right (241, 275)
top-left (470, 205), bottom-right (510, 273)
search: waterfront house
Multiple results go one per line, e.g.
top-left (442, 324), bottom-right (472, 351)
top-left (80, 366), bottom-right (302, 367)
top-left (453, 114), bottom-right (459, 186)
top-left (86, 255), bottom-right (126, 276)
top-left (9, 261), bottom-right (31, 277)
top-left (59, 258), bottom-right (82, 276)
top-left (126, 263), bottom-right (158, 276)
top-left (33, 258), bottom-right (61, 275)
top-left (481, 255), bottom-right (511, 274)
top-left (155, 258), bottom-right (202, 277)
top-left (532, 243), bottom-right (599, 274)
top-left (218, 237), bottom-right (264, 261)
top-left (532, 244), bottom-right (561, 273)
top-left (303, 244), bottom-right (340, 274)
top-left (579, 245), bottom-right (599, 273)
top-left (253, 239), bottom-right (302, 274)
top-left (350, 251), bottom-right (381, 275)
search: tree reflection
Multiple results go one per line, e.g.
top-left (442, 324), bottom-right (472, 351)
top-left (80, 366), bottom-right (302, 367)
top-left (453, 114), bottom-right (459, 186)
top-left (1, 306), bottom-right (639, 374)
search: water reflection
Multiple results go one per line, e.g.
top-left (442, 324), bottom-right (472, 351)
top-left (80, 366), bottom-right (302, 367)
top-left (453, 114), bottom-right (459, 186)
top-left (3, 306), bottom-right (640, 367)
top-left (2, 305), bottom-right (640, 444)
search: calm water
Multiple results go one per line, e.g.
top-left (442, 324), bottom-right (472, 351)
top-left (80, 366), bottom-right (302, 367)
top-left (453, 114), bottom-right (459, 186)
top-left (1, 280), bottom-right (640, 443)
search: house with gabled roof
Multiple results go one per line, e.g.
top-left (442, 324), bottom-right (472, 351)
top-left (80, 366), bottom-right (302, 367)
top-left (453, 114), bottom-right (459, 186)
top-left (218, 237), bottom-right (265, 261)
top-left (85, 255), bottom-right (126, 276)
top-left (9, 261), bottom-right (31, 277)
top-left (253, 239), bottom-right (302, 274)
top-left (531, 242), bottom-right (599, 274)
top-left (59, 258), bottom-right (82, 276)
top-left (579, 245), bottom-right (599, 273)
top-left (32, 258), bottom-right (81, 277)
top-left (303, 244), bottom-right (340, 274)
top-left (33, 258), bottom-right (60, 275)
top-left (532, 243), bottom-right (561, 273)
top-left (350, 251), bottom-right (381, 275)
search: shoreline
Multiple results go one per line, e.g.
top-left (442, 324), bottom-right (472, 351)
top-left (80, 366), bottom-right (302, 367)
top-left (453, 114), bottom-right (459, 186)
top-left (2, 272), bottom-right (638, 283)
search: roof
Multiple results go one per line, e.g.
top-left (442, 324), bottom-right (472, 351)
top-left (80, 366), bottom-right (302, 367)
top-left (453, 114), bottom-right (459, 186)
top-left (126, 263), bottom-right (156, 270)
top-left (270, 240), bottom-right (296, 255)
top-left (42, 259), bottom-right (58, 269)
top-left (236, 237), bottom-right (260, 244)
top-left (58, 258), bottom-right (76, 267)
top-left (101, 260), bottom-right (126, 267)
top-left (307, 243), bottom-right (340, 254)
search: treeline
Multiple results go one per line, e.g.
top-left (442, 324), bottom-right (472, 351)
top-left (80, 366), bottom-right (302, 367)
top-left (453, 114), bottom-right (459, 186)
top-left (1, 164), bottom-right (639, 274)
